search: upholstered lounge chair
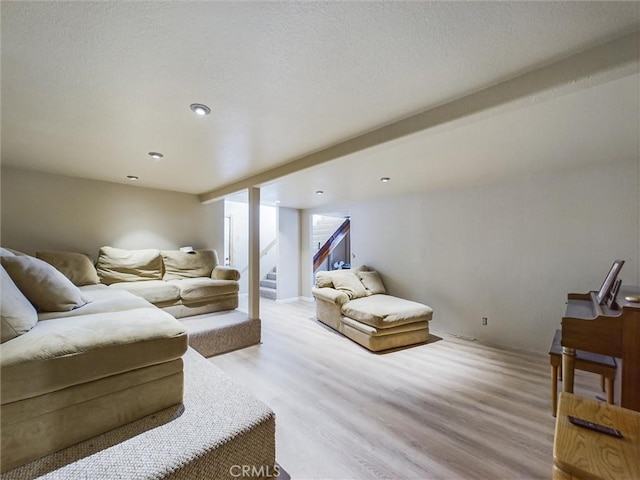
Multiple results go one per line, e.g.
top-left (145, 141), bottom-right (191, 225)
top-left (311, 267), bottom-right (433, 352)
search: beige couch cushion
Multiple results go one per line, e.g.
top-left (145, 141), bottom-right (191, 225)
top-left (0, 247), bottom-right (28, 257)
top-left (1, 266), bottom-right (38, 343)
top-left (1, 307), bottom-right (188, 404)
top-left (161, 249), bottom-right (218, 281)
top-left (311, 287), bottom-right (350, 306)
top-left (315, 266), bottom-right (370, 288)
top-left (357, 271), bottom-right (387, 295)
top-left (36, 251), bottom-right (100, 286)
top-left (211, 266), bottom-right (241, 281)
top-left (169, 278), bottom-right (239, 302)
top-left (2, 359), bottom-right (183, 427)
top-left (1, 256), bottom-right (90, 312)
top-left (352, 265), bottom-right (371, 273)
top-left (109, 280), bottom-right (181, 304)
top-left (332, 272), bottom-right (368, 299)
top-left (96, 246), bottom-right (163, 285)
top-left (342, 294), bottom-right (433, 329)
top-left (315, 271), bottom-right (334, 288)
top-left (38, 289), bottom-right (152, 321)
top-left (341, 316), bottom-right (429, 337)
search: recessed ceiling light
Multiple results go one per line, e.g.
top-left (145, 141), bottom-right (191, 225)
top-left (148, 152), bottom-right (164, 159)
top-left (190, 103), bottom-right (211, 116)
top-left (126, 175), bottom-right (139, 181)
top-left (380, 177), bottom-right (391, 183)
top-left (275, 200), bottom-right (281, 204)
top-left (315, 190), bottom-right (324, 195)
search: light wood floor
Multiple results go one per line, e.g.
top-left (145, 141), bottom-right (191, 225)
top-left (209, 299), bottom-right (601, 480)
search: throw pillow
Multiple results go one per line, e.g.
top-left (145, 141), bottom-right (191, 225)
top-left (315, 271), bottom-right (334, 288)
top-left (0, 247), bottom-right (27, 257)
top-left (1, 256), bottom-right (90, 312)
top-left (331, 271), bottom-right (368, 299)
top-left (352, 265), bottom-right (370, 273)
top-left (96, 246), bottom-right (163, 285)
top-left (161, 249), bottom-right (218, 281)
top-left (1, 265), bottom-right (38, 343)
top-left (36, 251), bottom-right (100, 286)
top-left (357, 271), bottom-right (387, 295)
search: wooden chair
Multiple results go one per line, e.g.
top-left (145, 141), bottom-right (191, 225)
top-left (549, 329), bottom-right (616, 416)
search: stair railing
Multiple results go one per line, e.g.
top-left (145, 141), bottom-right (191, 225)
top-left (239, 237), bottom-right (278, 275)
top-left (312, 219), bottom-right (350, 272)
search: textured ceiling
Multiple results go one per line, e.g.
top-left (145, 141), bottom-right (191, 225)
top-left (260, 72), bottom-right (639, 209)
top-left (2, 1), bottom-right (639, 207)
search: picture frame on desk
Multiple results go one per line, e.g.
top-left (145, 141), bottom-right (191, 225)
top-left (607, 278), bottom-right (622, 310)
top-left (596, 259), bottom-right (624, 305)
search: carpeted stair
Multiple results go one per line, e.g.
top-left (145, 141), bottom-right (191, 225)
top-left (180, 309), bottom-right (261, 358)
top-left (259, 267), bottom-right (277, 300)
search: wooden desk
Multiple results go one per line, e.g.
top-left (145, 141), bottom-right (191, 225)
top-left (553, 393), bottom-right (640, 480)
top-left (561, 286), bottom-right (640, 411)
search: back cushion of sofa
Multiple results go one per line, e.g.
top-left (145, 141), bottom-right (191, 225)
top-left (37, 251), bottom-right (100, 286)
top-left (1, 247), bottom-right (28, 257)
top-left (331, 271), bottom-right (368, 300)
top-left (161, 249), bottom-right (218, 281)
top-left (315, 265), bottom-right (370, 288)
top-left (315, 271), bottom-right (334, 288)
top-left (1, 256), bottom-right (90, 312)
top-left (1, 265), bottom-right (38, 343)
top-left (357, 270), bottom-right (387, 295)
top-left (96, 246), bottom-right (163, 285)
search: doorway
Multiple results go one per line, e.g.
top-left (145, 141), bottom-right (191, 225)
top-left (311, 213), bottom-right (351, 274)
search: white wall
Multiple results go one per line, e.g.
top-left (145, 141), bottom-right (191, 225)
top-left (225, 200), bottom-right (249, 292)
top-left (0, 167), bottom-right (224, 259)
top-left (224, 200), bottom-right (277, 294)
top-left (277, 207), bottom-right (301, 300)
top-left (259, 206), bottom-right (278, 295)
top-left (302, 159), bottom-right (639, 353)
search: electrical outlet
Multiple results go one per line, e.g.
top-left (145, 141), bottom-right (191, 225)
top-left (482, 317), bottom-right (488, 326)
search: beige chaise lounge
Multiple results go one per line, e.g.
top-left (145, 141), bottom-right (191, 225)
top-left (311, 267), bottom-right (433, 352)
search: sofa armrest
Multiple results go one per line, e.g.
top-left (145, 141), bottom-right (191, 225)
top-left (211, 266), bottom-right (240, 281)
top-left (311, 287), bottom-right (349, 306)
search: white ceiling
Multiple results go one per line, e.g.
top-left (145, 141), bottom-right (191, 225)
top-left (2, 2), bottom-right (639, 208)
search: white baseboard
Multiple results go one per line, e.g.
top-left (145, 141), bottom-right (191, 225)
top-left (275, 296), bottom-right (315, 304)
top-left (239, 293), bottom-right (315, 304)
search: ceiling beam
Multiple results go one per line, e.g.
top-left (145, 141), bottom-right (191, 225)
top-left (199, 31), bottom-right (639, 204)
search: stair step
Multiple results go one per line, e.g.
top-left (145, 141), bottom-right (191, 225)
top-left (266, 272), bottom-right (277, 281)
top-left (260, 279), bottom-right (277, 289)
top-left (259, 287), bottom-right (277, 300)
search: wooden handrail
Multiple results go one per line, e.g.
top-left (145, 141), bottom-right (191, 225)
top-left (313, 219), bottom-right (350, 271)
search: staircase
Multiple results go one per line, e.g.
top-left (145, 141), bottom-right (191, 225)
top-left (259, 267), bottom-right (277, 300)
top-left (312, 216), bottom-right (346, 252)
top-left (313, 218), bottom-right (350, 272)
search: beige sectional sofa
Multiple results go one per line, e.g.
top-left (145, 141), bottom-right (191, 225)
top-left (0, 251), bottom-right (189, 472)
top-left (94, 246), bottom-right (240, 318)
top-left (312, 267), bottom-right (433, 352)
top-left (0, 246), bottom-right (268, 474)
